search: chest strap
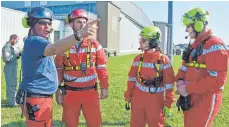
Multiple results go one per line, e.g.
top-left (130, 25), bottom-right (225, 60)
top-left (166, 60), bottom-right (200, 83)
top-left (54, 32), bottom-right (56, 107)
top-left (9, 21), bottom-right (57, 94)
top-left (137, 53), bottom-right (162, 83)
top-left (64, 42), bottom-right (94, 71)
top-left (186, 61), bottom-right (206, 69)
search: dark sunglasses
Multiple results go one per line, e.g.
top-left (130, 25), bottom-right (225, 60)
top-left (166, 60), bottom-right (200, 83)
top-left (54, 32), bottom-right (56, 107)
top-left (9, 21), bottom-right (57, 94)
top-left (37, 19), bottom-right (52, 26)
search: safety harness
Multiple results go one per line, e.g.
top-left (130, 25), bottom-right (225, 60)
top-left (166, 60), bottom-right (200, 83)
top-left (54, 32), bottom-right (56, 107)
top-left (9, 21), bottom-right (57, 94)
top-left (137, 53), bottom-right (163, 94)
top-left (185, 36), bottom-right (213, 69)
top-left (60, 41), bottom-right (97, 92)
top-left (177, 36), bottom-right (212, 112)
top-left (64, 42), bottom-right (94, 71)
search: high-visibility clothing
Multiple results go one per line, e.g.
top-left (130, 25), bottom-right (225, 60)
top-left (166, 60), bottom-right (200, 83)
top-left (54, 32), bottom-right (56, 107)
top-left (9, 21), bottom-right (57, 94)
top-left (55, 37), bottom-right (108, 127)
top-left (125, 51), bottom-right (175, 127)
top-left (21, 97), bottom-right (53, 127)
top-left (176, 29), bottom-right (228, 127)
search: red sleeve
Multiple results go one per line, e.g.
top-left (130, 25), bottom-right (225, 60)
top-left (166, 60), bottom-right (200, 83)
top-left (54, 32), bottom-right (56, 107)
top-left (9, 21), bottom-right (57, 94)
top-left (187, 42), bottom-right (228, 94)
top-left (94, 40), bottom-right (109, 89)
top-left (176, 61), bottom-right (187, 81)
top-left (161, 55), bottom-right (176, 108)
top-left (124, 55), bottom-right (139, 102)
top-left (55, 54), bottom-right (64, 85)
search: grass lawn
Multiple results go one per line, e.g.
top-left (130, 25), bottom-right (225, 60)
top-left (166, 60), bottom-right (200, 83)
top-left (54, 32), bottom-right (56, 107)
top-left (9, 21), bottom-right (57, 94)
top-left (1, 55), bottom-right (229, 127)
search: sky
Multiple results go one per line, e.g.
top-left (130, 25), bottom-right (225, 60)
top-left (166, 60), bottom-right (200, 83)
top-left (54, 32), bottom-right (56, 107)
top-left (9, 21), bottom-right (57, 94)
top-left (134, 1), bottom-right (229, 45)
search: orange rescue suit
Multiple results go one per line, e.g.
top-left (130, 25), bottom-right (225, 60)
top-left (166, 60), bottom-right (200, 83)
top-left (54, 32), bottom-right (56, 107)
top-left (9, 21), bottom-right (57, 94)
top-left (55, 37), bottom-right (108, 127)
top-left (125, 50), bottom-right (175, 127)
top-left (176, 29), bottom-right (228, 127)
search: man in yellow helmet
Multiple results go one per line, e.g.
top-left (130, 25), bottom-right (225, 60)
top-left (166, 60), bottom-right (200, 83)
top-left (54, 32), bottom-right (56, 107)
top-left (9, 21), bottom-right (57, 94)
top-left (176, 8), bottom-right (228, 127)
top-left (124, 26), bottom-right (175, 127)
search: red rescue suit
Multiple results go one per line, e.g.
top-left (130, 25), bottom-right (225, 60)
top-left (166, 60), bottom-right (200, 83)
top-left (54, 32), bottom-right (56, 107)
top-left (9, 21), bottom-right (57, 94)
top-left (176, 30), bottom-right (228, 127)
top-left (125, 50), bottom-right (175, 127)
top-left (55, 37), bottom-right (108, 127)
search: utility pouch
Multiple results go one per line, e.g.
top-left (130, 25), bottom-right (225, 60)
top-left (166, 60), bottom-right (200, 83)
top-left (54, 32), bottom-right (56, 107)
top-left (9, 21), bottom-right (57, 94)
top-left (58, 86), bottom-right (67, 95)
top-left (16, 89), bottom-right (25, 104)
top-left (176, 95), bottom-right (191, 111)
top-left (26, 103), bottom-right (40, 121)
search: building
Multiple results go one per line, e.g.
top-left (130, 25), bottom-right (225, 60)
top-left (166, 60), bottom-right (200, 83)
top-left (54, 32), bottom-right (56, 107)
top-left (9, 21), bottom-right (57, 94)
top-left (1, 1), bottom-right (155, 54)
top-left (1, 7), bottom-right (64, 50)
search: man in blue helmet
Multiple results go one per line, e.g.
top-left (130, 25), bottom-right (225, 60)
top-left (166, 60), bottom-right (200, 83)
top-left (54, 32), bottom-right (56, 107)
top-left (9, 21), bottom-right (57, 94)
top-left (16, 7), bottom-right (99, 127)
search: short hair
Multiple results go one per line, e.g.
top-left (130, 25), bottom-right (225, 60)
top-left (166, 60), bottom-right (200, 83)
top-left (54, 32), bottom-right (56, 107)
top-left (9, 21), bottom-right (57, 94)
top-left (9, 34), bottom-right (18, 40)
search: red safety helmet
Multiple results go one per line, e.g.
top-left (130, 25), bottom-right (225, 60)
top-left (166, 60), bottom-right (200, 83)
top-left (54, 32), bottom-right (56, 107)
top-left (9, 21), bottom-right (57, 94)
top-left (66, 9), bottom-right (88, 23)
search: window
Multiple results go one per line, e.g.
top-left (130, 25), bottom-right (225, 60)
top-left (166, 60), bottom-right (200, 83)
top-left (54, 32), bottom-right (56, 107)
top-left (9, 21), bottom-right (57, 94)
top-left (24, 1), bottom-right (31, 7)
top-left (40, 1), bottom-right (47, 6)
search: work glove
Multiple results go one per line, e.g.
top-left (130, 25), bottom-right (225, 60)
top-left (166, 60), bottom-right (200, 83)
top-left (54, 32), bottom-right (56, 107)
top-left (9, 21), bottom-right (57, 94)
top-left (163, 107), bottom-right (171, 118)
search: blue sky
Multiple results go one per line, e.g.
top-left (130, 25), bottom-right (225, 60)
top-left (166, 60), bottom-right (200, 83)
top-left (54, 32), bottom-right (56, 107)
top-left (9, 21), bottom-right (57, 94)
top-left (134, 1), bottom-right (229, 45)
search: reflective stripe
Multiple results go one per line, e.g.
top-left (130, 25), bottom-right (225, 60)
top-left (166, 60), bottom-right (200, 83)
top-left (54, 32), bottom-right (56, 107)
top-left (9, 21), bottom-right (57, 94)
top-left (164, 84), bottom-right (174, 90)
top-left (97, 64), bottom-right (106, 69)
top-left (208, 71), bottom-right (217, 77)
top-left (69, 48), bottom-right (97, 53)
top-left (204, 94), bottom-right (216, 127)
top-left (180, 65), bottom-right (187, 72)
top-left (219, 86), bottom-right (224, 90)
top-left (161, 62), bottom-right (172, 70)
top-left (135, 81), bottom-right (173, 93)
top-left (133, 62), bottom-right (162, 69)
top-left (187, 61), bottom-right (206, 69)
top-left (97, 45), bottom-right (103, 51)
top-left (203, 44), bottom-right (227, 55)
top-left (63, 73), bottom-right (97, 83)
top-left (128, 77), bottom-right (136, 81)
top-left (56, 67), bottom-right (63, 70)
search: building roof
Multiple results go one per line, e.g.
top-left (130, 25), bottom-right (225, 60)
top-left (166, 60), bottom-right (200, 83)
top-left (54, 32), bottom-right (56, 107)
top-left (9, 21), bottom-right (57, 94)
top-left (111, 1), bottom-right (152, 27)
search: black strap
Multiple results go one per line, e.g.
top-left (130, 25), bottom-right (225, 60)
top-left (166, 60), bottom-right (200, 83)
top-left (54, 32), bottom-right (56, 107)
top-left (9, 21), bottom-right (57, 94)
top-left (192, 35), bottom-right (212, 61)
top-left (64, 84), bottom-right (97, 91)
top-left (26, 92), bottom-right (53, 98)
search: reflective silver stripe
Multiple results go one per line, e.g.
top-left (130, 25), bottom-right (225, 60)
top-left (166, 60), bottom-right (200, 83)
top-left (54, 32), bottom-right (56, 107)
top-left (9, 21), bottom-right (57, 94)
top-left (219, 86), bottom-right (224, 90)
top-left (133, 62), bottom-right (159, 68)
top-left (63, 73), bottom-right (97, 83)
top-left (205, 94), bottom-right (216, 127)
top-left (128, 77), bottom-right (136, 81)
top-left (69, 48), bottom-right (97, 53)
top-left (135, 81), bottom-right (169, 93)
top-left (97, 45), bottom-right (103, 51)
top-left (161, 62), bottom-right (172, 70)
top-left (203, 44), bottom-right (227, 55)
top-left (56, 67), bottom-right (63, 70)
top-left (180, 65), bottom-right (187, 73)
top-left (208, 71), bottom-right (218, 77)
top-left (97, 64), bottom-right (106, 69)
top-left (164, 84), bottom-right (174, 90)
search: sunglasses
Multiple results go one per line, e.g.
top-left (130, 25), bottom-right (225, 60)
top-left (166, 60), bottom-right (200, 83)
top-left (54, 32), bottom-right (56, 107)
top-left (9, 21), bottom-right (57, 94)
top-left (37, 19), bottom-right (52, 26)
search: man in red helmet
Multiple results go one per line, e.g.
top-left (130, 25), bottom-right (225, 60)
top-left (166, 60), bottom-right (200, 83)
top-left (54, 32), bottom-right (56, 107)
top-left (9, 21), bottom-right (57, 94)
top-left (55, 9), bottom-right (109, 127)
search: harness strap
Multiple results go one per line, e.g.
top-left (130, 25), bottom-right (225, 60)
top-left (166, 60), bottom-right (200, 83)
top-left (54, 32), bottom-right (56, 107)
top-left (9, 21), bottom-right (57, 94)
top-left (64, 41), bottom-right (93, 71)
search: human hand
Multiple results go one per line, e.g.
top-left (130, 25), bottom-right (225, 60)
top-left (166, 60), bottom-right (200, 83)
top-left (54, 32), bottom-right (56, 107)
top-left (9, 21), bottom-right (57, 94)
top-left (177, 85), bottom-right (188, 96)
top-left (77, 19), bottom-right (100, 39)
top-left (176, 79), bottom-right (185, 88)
top-left (55, 89), bottom-right (64, 106)
top-left (100, 88), bottom-right (108, 99)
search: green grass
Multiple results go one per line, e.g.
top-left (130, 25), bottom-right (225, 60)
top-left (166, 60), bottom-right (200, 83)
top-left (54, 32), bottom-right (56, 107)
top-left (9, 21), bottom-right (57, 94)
top-left (1, 55), bottom-right (229, 127)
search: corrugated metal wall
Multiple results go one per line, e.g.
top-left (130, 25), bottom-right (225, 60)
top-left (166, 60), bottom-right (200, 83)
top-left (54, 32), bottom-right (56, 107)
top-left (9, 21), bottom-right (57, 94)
top-left (1, 7), bottom-right (29, 50)
top-left (1, 7), bottom-right (65, 54)
top-left (119, 13), bottom-right (142, 53)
